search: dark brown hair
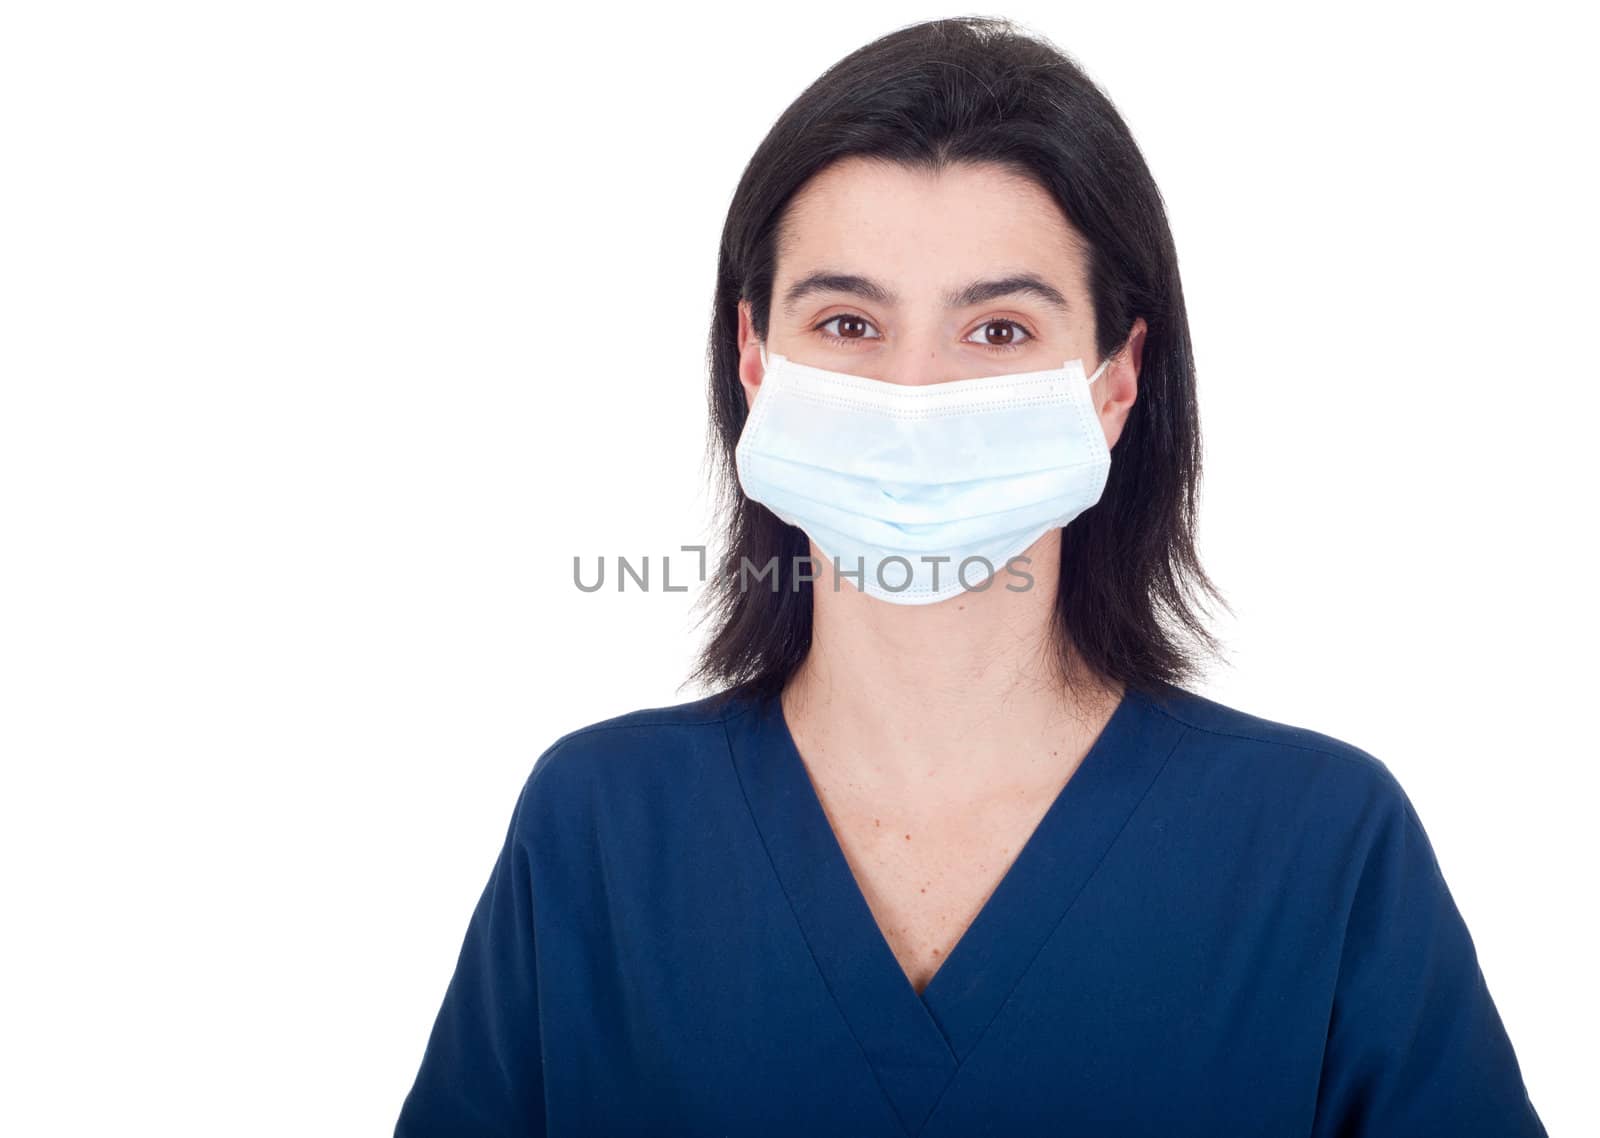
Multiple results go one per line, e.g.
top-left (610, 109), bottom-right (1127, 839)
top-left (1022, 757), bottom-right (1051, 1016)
top-left (689, 16), bottom-right (1227, 704)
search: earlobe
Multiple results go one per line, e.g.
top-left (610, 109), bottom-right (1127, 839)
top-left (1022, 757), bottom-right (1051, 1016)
top-left (1106, 369), bottom-right (1139, 449)
top-left (739, 343), bottom-right (765, 414)
top-left (1102, 317), bottom-right (1149, 449)
top-left (734, 299), bottom-right (766, 413)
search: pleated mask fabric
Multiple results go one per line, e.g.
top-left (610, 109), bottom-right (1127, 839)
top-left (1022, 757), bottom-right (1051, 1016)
top-left (734, 343), bottom-right (1113, 605)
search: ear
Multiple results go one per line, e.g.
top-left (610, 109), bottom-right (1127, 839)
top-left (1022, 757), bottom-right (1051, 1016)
top-left (736, 299), bottom-right (765, 413)
top-left (1095, 316), bottom-right (1146, 451)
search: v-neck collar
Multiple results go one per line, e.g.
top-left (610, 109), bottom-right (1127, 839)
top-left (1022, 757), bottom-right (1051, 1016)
top-left (723, 683), bottom-right (1188, 1137)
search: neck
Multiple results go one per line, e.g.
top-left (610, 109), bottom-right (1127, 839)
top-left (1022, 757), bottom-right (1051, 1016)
top-left (782, 532), bottom-right (1123, 794)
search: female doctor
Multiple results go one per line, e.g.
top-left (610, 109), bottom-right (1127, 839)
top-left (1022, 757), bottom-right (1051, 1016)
top-left (396, 16), bottom-right (1546, 1137)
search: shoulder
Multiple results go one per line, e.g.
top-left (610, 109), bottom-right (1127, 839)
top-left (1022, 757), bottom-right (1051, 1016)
top-left (1137, 683), bottom-right (1423, 839)
top-left (543, 689), bottom-right (744, 756)
top-left (507, 689), bottom-right (755, 831)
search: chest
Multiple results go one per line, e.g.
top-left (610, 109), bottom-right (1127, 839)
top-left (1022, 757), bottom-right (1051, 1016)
top-left (527, 699), bottom-right (1346, 1137)
top-left (808, 768), bottom-right (1069, 995)
top-left (531, 791), bottom-right (1337, 1138)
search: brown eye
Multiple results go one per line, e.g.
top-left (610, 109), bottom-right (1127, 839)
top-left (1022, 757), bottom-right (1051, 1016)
top-left (967, 319), bottom-right (1032, 348)
top-left (817, 314), bottom-right (883, 342)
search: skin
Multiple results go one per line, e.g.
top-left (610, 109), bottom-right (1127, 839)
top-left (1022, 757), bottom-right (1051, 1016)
top-left (734, 156), bottom-right (1149, 995)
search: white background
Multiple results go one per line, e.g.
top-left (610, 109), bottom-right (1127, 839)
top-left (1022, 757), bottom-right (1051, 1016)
top-left (2, 2), bottom-right (1593, 1133)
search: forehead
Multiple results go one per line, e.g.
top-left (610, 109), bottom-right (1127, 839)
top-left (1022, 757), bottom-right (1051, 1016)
top-left (776, 157), bottom-right (1089, 296)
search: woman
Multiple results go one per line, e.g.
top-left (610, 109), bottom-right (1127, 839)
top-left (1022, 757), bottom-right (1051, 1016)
top-left (396, 17), bottom-right (1545, 1136)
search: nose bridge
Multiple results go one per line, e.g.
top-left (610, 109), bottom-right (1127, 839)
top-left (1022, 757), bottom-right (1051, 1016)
top-left (880, 332), bottom-right (967, 387)
top-left (884, 360), bottom-right (945, 387)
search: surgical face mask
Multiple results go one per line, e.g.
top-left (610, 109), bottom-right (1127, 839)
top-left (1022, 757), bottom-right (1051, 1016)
top-left (733, 341), bottom-right (1114, 605)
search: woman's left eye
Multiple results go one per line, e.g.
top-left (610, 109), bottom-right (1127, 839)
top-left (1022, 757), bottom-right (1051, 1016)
top-left (965, 319), bottom-right (1033, 349)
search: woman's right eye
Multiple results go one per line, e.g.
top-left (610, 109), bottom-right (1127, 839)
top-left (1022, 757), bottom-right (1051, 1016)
top-left (816, 314), bottom-right (883, 343)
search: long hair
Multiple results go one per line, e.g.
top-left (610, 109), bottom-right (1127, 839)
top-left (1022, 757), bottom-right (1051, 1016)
top-left (689, 16), bottom-right (1227, 705)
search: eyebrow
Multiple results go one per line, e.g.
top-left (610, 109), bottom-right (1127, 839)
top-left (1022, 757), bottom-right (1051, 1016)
top-left (779, 270), bottom-right (1071, 315)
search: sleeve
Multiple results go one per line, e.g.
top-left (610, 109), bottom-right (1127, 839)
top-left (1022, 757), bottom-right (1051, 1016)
top-left (1310, 774), bottom-right (1546, 1137)
top-left (394, 772), bottom-right (547, 1138)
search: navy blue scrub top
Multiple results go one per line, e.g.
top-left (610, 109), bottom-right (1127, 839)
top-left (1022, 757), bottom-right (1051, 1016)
top-left (395, 682), bottom-right (1546, 1137)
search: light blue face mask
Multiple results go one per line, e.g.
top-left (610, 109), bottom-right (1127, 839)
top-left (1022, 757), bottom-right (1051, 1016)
top-left (733, 342), bottom-right (1114, 605)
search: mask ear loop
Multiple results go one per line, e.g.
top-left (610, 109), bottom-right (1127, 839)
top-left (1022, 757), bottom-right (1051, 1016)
top-left (758, 340), bottom-right (769, 369)
top-left (1084, 354), bottom-right (1113, 384)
